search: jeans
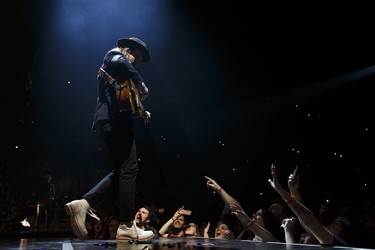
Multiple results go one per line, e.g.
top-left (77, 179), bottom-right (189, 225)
top-left (83, 113), bottom-right (138, 222)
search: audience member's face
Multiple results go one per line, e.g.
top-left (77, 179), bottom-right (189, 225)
top-left (108, 218), bottom-right (119, 239)
top-left (94, 220), bottom-right (103, 234)
top-left (268, 202), bottom-right (286, 223)
top-left (135, 207), bottom-right (150, 226)
top-left (184, 223), bottom-right (198, 237)
top-left (215, 223), bottom-right (229, 239)
top-left (253, 209), bottom-right (265, 228)
top-left (173, 215), bottom-right (185, 228)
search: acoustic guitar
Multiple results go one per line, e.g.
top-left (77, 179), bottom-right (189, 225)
top-left (116, 79), bottom-right (150, 123)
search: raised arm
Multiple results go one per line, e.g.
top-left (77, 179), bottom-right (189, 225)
top-left (268, 164), bottom-right (335, 245)
top-left (230, 203), bottom-right (278, 242)
top-left (203, 222), bottom-right (211, 238)
top-left (287, 166), bottom-right (303, 203)
top-left (158, 206), bottom-right (184, 237)
top-left (205, 176), bottom-right (278, 242)
top-left (205, 176), bottom-right (243, 211)
top-left (281, 217), bottom-right (298, 243)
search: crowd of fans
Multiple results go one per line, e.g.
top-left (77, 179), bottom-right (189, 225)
top-left (0, 159), bottom-right (374, 248)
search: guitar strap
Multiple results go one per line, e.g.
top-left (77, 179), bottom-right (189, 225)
top-left (98, 55), bottom-right (124, 90)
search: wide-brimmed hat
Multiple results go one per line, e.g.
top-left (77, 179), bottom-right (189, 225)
top-left (116, 37), bottom-right (150, 62)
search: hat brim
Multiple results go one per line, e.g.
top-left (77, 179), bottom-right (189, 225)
top-left (117, 38), bottom-right (150, 62)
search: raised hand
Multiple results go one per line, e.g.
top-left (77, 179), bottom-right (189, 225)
top-left (287, 166), bottom-right (300, 195)
top-left (281, 217), bottom-right (296, 230)
top-left (230, 202), bottom-right (253, 225)
top-left (205, 176), bottom-right (221, 192)
top-left (204, 222), bottom-right (211, 238)
top-left (268, 164), bottom-right (283, 192)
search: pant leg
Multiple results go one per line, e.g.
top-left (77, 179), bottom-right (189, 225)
top-left (119, 139), bottom-right (138, 222)
top-left (82, 170), bottom-right (115, 207)
top-left (92, 115), bottom-right (138, 222)
top-left (110, 114), bottom-right (138, 222)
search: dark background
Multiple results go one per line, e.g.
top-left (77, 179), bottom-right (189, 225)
top-left (2, 1), bottom-right (375, 223)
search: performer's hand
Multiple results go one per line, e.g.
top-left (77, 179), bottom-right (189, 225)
top-left (144, 111), bottom-right (151, 122)
top-left (139, 82), bottom-right (149, 101)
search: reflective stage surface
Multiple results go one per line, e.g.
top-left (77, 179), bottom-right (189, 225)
top-left (0, 237), bottom-right (370, 250)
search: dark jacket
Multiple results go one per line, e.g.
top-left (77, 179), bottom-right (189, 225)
top-left (91, 50), bottom-right (144, 131)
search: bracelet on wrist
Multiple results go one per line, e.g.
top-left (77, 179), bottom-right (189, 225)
top-left (217, 187), bottom-right (222, 192)
top-left (291, 192), bottom-right (301, 198)
top-left (171, 217), bottom-right (176, 222)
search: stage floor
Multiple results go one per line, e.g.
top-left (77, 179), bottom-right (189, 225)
top-left (0, 237), bottom-right (370, 250)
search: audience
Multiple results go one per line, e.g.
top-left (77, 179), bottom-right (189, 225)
top-left (1, 160), bottom-right (374, 248)
top-left (205, 176), bottom-right (282, 242)
top-left (104, 216), bottom-right (119, 239)
top-left (93, 219), bottom-right (105, 239)
top-left (84, 219), bottom-right (94, 239)
top-left (184, 223), bottom-right (200, 238)
top-left (268, 164), bottom-right (350, 247)
top-left (158, 206), bottom-right (187, 237)
top-left (204, 220), bottom-right (234, 239)
top-left (134, 205), bottom-right (159, 238)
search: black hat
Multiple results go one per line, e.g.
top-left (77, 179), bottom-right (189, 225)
top-left (116, 37), bottom-right (151, 62)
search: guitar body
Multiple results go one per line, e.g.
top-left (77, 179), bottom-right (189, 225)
top-left (115, 79), bottom-right (148, 121)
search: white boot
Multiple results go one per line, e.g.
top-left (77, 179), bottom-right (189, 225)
top-left (65, 199), bottom-right (90, 239)
top-left (116, 221), bottom-right (154, 242)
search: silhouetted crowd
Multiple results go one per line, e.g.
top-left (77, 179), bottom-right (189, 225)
top-left (0, 160), bottom-right (374, 248)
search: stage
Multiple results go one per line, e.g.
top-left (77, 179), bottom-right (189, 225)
top-left (0, 237), bottom-right (370, 250)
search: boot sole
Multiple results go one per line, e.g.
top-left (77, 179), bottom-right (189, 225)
top-left (64, 204), bottom-right (88, 240)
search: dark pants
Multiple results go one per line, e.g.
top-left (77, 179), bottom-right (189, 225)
top-left (83, 113), bottom-right (138, 222)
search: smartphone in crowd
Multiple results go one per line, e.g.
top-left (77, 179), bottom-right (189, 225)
top-left (180, 209), bottom-right (192, 216)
